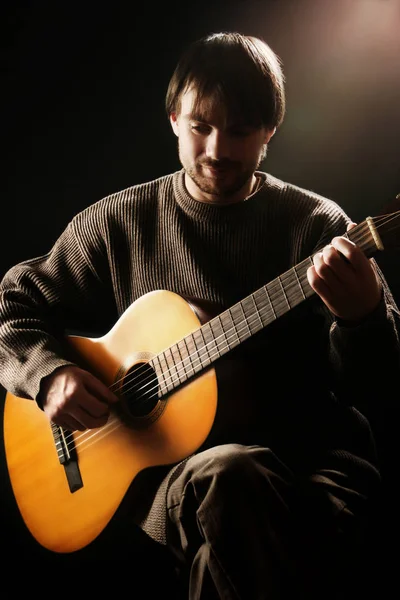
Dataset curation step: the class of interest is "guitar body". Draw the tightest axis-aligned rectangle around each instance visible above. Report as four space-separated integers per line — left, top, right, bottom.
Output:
3 290 218 553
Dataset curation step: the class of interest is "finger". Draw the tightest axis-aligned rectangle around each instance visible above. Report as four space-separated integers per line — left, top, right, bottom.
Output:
321 243 352 275
54 405 109 431
307 264 343 318
346 221 357 231
307 264 332 298
331 236 368 271
331 236 362 268
70 403 110 430
79 392 112 418
84 372 119 405
312 250 340 288
320 243 361 287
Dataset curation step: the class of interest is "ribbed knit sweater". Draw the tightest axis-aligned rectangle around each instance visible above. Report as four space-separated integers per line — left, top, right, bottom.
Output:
1 169 399 477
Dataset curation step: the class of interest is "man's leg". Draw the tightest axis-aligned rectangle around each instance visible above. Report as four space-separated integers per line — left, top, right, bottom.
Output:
165 443 370 600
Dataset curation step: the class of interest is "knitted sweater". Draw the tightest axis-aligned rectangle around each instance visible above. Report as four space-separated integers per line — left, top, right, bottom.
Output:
1 169 399 476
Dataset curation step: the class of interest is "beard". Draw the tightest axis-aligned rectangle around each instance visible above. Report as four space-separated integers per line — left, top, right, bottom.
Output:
179 144 267 200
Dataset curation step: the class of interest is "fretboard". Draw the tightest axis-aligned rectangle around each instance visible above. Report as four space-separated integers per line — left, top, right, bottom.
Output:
151 217 379 397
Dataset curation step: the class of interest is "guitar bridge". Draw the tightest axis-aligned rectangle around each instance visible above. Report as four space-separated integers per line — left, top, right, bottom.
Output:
52 423 83 493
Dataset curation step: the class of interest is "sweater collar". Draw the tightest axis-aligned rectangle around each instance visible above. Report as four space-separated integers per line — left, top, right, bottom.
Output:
172 169 269 222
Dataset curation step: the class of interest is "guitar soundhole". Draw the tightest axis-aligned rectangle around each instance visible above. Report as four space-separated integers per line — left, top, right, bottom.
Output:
118 361 161 421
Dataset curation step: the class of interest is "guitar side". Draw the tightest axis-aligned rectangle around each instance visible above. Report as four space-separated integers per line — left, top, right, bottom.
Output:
3 290 218 553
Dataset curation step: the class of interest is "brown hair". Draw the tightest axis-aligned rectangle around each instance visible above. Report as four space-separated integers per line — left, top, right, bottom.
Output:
165 32 286 129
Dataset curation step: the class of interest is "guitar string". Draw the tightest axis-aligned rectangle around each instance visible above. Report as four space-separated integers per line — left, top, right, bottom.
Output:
94 211 400 405
63 213 398 454
60 220 383 451
108 221 378 401
64 252 373 452
108 210 400 402
61 216 386 450
62 212 399 453
108 221 372 399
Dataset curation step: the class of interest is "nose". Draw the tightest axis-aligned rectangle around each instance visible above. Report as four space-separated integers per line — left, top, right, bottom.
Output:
205 130 230 161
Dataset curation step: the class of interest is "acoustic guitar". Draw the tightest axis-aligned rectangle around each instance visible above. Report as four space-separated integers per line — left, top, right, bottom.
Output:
3 209 400 553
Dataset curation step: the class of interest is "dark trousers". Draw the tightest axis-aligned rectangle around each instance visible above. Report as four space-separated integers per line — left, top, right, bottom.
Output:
162 443 374 600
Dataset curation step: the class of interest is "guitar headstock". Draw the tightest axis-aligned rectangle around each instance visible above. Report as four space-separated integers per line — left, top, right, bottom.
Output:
346 195 400 258
371 194 400 251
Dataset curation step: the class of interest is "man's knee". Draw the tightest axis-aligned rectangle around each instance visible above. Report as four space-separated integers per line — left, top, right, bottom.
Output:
187 443 289 489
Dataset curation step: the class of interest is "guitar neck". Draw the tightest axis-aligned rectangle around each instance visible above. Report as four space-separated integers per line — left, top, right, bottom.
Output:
151 216 384 397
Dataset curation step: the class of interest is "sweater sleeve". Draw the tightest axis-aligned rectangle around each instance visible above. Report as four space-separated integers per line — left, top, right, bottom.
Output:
328 262 400 412
0 216 117 401
301 196 400 412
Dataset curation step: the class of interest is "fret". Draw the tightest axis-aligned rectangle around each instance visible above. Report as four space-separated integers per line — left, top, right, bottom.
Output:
241 295 261 334
196 323 217 365
229 303 251 343
163 347 181 391
150 354 168 397
261 285 276 320
171 343 186 385
208 317 225 357
293 264 306 300
198 327 211 361
177 336 194 379
251 292 264 330
155 351 173 394
222 309 241 347
280 269 304 308
238 302 252 339
184 331 198 365
299 258 315 299
191 328 210 373
278 275 291 310
176 338 189 362
266 278 287 318
253 287 275 326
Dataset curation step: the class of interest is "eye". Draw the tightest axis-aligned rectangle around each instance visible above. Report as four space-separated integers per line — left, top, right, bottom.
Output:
190 123 211 135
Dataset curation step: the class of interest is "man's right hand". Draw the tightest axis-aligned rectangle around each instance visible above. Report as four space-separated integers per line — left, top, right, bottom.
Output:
39 365 119 431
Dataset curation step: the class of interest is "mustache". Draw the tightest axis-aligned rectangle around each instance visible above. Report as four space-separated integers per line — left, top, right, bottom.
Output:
200 159 237 169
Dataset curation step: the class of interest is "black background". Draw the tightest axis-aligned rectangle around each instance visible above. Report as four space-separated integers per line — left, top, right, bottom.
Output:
1 0 399 584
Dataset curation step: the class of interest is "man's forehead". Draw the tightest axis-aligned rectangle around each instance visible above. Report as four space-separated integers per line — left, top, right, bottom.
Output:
181 88 219 115
180 88 235 125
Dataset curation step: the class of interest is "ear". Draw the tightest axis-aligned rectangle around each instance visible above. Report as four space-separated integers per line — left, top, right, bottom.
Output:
264 127 276 144
170 112 179 136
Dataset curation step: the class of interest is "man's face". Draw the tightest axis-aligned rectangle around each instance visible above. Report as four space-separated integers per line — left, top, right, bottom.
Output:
170 88 275 204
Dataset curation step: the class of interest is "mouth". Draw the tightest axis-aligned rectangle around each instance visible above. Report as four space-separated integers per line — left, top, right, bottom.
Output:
202 164 231 178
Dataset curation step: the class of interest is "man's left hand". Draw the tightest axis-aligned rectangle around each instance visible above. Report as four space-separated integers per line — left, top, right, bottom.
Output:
307 222 382 322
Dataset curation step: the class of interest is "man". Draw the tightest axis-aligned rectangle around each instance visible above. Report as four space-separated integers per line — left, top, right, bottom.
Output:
1 32 399 598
